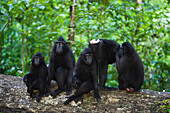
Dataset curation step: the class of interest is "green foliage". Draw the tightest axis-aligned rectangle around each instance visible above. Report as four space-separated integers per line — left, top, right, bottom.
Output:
153 99 170 112
0 0 169 92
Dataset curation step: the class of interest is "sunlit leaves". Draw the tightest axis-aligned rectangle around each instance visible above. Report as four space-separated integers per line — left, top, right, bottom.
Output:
0 0 169 91
2 3 9 12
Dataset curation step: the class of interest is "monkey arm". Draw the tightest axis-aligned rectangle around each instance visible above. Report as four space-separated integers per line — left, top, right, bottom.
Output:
91 65 101 101
115 52 122 73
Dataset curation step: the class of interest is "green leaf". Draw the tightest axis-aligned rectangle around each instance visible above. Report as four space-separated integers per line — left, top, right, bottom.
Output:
166 105 170 109
2 3 9 11
164 99 169 103
0 12 4 15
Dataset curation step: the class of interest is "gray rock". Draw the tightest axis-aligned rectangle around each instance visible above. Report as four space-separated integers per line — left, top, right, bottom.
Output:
0 74 169 112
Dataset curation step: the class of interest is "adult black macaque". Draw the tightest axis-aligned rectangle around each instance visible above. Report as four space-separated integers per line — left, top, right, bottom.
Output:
64 48 101 105
89 39 120 90
116 42 144 92
23 52 48 102
46 36 75 97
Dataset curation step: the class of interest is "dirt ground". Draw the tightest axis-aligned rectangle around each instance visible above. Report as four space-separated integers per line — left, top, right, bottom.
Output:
0 74 169 112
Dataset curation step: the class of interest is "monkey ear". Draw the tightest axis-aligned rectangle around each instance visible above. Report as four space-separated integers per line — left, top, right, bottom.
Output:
115 44 120 50
23 75 27 83
80 52 85 56
66 42 70 45
80 53 84 56
31 57 34 63
54 41 57 44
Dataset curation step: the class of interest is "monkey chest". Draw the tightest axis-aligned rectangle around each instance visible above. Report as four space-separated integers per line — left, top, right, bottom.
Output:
54 56 70 67
77 68 92 81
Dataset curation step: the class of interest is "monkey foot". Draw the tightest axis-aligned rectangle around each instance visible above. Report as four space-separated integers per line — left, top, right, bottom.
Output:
126 88 135 92
30 93 36 98
65 90 72 95
45 92 49 97
36 96 41 102
100 86 118 91
51 91 57 98
51 89 63 98
74 97 83 103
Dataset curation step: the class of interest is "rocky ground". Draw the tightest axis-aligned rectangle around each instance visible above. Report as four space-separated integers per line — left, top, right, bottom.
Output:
0 74 169 112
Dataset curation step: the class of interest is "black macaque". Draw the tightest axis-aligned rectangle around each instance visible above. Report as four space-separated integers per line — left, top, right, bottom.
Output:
23 52 48 102
64 48 101 105
46 36 75 98
116 42 144 92
89 39 120 90
23 73 35 97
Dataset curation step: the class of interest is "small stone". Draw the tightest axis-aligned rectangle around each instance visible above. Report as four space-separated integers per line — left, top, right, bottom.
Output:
108 98 119 103
117 108 124 110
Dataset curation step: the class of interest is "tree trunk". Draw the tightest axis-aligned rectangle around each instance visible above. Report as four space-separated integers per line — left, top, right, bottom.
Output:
0 20 9 73
103 11 106 39
87 2 90 42
70 0 76 44
21 21 25 73
0 33 2 74
68 5 72 41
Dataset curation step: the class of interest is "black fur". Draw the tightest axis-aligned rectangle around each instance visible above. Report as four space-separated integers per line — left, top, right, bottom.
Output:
64 48 101 105
89 39 120 90
46 36 75 97
23 52 48 102
116 42 144 91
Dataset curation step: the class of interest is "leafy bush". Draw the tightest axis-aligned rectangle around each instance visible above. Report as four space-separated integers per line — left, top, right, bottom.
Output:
0 0 169 92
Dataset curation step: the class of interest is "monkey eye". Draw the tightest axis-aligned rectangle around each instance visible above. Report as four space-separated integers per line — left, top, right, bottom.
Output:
56 42 63 45
115 45 119 49
86 56 90 58
35 57 40 60
86 54 93 58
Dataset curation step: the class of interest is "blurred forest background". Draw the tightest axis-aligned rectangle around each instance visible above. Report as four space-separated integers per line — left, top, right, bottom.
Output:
0 0 169 92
